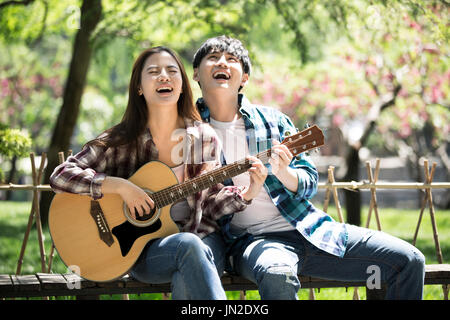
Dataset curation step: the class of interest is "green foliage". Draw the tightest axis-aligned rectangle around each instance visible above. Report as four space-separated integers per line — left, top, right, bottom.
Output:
0 123 32 158
0 0 80 44
0 124 32 182
270 0 353 64
0 41 67 153
244 0 449 159
0 0 447 169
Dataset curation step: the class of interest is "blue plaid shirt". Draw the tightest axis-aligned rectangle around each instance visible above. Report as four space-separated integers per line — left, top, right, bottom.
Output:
196 94 348 258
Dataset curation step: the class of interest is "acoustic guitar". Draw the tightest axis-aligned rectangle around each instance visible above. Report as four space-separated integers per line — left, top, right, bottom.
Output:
49 125 324 282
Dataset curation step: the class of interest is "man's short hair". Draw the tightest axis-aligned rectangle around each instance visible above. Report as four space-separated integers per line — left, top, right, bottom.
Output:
192 35 252 76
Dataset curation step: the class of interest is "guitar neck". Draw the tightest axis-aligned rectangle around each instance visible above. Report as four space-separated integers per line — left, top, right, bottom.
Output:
151 149 272 208
150 124 324 208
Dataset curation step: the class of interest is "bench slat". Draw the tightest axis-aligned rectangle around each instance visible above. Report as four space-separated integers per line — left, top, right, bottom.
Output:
11 274 41 292
37 273 69 290
0 275 14 293
425 264 450 278
1 264 448 299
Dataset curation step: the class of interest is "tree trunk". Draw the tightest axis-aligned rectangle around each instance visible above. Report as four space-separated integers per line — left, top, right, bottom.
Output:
6 156 17 200
343 146 361 226
342 85 401 226
40 0 102 225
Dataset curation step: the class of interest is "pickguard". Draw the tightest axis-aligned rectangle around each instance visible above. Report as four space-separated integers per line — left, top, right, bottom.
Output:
111 219 162 257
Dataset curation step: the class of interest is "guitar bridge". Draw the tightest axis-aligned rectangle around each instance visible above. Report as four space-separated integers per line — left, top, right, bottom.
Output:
90 200 114 247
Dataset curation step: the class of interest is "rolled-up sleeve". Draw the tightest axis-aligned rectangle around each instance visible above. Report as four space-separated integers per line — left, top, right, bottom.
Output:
285 153 319 200
49 145 108 200
278 114 319 201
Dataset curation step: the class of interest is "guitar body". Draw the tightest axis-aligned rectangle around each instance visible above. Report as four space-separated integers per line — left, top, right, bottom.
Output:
49 161 180 282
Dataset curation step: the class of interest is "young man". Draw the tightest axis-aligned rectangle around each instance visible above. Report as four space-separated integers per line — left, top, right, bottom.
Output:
192 35 426 300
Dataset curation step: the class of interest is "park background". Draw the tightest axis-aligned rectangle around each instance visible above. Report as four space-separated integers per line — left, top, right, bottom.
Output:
0 0 449 299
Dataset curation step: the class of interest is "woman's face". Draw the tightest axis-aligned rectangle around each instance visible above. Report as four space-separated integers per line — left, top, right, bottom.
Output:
140 51 183 108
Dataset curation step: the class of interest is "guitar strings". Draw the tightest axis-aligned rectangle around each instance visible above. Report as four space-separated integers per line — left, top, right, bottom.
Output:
151 134 313 208
125 129 320 223
151 131 319 208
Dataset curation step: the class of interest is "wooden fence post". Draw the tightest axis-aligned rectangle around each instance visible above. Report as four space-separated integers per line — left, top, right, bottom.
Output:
46 152 65 273
411 159 448 300
323 166 361 300
16 153 47 275
365 159 382 231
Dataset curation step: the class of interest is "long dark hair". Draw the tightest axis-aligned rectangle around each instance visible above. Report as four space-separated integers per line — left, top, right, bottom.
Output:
88 46 200 150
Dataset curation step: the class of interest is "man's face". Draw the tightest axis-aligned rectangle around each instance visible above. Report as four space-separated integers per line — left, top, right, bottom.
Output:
193 50 248 95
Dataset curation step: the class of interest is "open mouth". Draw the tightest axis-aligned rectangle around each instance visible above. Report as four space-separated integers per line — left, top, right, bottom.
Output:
156 86 173 93
213 71 230 80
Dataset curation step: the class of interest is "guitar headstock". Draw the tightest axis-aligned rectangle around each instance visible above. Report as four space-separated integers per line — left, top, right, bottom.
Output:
281 124 324 156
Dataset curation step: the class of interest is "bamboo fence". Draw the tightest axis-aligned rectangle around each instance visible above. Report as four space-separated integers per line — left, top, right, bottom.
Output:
0 152 449 300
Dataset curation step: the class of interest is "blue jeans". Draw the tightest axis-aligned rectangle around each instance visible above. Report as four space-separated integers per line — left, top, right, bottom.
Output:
129 232 227 300
233 224 425 300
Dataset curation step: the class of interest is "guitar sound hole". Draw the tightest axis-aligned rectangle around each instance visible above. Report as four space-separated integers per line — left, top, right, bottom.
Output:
134 206 157 222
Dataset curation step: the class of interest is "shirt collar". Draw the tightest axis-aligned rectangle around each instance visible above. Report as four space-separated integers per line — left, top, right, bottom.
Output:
196 93 253 121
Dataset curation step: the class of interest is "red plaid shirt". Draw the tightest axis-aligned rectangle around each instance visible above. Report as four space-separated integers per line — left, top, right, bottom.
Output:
50 118 249 238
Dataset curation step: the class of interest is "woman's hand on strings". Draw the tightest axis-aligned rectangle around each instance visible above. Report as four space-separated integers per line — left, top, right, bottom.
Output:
102 176 155 219
119 180 155 219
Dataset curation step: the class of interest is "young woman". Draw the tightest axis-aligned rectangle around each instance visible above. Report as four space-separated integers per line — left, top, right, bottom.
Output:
50 46 267 299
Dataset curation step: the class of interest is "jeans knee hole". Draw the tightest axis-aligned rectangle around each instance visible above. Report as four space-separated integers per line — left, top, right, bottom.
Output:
265 266 298 286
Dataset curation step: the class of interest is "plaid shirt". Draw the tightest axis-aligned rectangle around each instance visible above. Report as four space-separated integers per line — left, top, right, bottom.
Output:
196 94 348 257
50 118 249 238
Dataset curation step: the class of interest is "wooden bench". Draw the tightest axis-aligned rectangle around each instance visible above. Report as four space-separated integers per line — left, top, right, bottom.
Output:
1 264 449 300
2 156 448 300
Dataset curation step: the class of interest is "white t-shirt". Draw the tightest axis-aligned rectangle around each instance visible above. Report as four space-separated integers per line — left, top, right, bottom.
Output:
209 116 295 235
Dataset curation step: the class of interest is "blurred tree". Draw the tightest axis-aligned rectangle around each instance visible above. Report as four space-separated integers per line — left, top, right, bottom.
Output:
0 0 257 223
1 0 102 220
248 1 449 223
0 123 32 200
0 0 447 224
41 0 102 223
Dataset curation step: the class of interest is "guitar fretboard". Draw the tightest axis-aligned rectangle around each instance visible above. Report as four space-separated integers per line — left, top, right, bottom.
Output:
148 124 323 208
151 149 272 208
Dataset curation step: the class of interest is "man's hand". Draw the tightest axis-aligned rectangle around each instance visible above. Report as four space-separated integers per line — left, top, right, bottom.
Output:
269 139 298 193
242 156 268 201
269 139 294 176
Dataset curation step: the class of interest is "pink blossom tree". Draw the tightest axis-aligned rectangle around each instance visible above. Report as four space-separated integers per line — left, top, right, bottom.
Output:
249 2 449 223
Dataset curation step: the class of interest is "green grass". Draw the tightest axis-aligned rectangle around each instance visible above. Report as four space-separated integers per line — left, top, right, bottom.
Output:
0 201 448 300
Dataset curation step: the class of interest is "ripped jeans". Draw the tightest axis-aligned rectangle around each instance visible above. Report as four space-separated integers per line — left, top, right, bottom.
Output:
232 224 425 300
